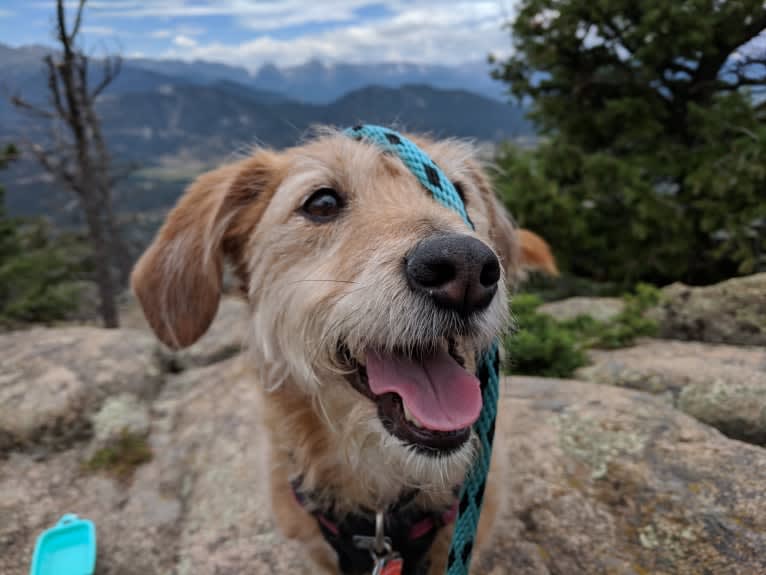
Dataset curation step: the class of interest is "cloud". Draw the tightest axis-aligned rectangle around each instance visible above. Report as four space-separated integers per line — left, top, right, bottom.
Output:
82 25 117 36
0 9 14 17
32 0 518 69
158 2 516 70
173 35 198 47
85 0 377 24
83 0 515 34
152 25 206 39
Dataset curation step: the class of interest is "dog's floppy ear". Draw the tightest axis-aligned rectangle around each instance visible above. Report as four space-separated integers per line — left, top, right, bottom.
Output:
131 152 281 349
517 229 559 277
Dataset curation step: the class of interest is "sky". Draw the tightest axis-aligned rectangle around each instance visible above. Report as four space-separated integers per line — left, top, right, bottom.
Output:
0 1 517 71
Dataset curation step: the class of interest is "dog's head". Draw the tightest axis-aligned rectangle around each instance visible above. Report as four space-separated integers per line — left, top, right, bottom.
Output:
133 130 531 491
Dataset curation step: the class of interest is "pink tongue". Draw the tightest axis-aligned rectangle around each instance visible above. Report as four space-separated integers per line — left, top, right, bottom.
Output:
365 349 482 432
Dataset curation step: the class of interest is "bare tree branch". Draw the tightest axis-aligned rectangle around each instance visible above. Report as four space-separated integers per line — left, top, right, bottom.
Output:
11 95 55 119
9 0 125 328
27 143 82 194
69 0 87 42
89 56 121 102
43 55 69 121
76 53 89 103
56 0 71 53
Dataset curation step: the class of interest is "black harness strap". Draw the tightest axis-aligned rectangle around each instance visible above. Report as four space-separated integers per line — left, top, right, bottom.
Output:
291 478 456 575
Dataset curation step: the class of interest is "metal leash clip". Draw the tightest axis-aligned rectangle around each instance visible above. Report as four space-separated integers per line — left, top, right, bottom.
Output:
352 512 403 575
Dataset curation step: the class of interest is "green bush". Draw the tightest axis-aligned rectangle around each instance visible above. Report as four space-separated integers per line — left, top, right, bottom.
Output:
494 142 695 286
520 272 622 302
588 284 661 349
0 218 90 326
505 293 588 378
505 285 661 377
0 146 91 326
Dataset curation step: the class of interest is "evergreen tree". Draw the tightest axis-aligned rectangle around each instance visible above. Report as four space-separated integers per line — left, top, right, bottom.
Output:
0 145 89 325
493 0 766 284
0 145 21 264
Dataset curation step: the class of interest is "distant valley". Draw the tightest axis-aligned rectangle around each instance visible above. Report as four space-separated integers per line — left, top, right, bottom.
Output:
0 43 533 220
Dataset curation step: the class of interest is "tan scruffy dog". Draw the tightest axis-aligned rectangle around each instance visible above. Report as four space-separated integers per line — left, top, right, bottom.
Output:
131 128 556 575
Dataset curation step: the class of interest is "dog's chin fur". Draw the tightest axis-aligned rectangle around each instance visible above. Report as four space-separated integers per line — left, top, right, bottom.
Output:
265 366 479 509
246 271 507 510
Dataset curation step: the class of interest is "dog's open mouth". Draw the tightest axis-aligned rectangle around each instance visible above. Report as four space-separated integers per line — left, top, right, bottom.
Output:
343 342 481 455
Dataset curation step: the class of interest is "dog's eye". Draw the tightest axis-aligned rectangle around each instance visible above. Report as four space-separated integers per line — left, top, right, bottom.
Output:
301 188 344 222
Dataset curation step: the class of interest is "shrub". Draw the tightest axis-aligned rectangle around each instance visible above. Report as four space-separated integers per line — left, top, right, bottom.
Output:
505 293 588 378
0 219 90 326
521 272 622 302
505 285 661 377
84 431 152 483
588 284 661 349
0 146 91 327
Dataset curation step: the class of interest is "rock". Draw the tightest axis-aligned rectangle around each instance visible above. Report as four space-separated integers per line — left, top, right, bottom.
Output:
538 297 625 323
120 290 247 365
160 297 249 370
0 356 309 575
5 350 766 573
479 376 766 575
0 438 182 575
90 393 151 448
116 290 152 331
576 339 766 444
62 280 101 323
0 327 162 452
118 295 249 370
677 381 766 446
649 273 766 346
157 358 311 575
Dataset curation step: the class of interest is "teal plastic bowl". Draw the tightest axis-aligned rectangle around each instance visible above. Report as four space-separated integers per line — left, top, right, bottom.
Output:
30 514 96 575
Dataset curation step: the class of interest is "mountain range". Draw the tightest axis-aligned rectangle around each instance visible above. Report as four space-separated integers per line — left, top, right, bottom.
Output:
107 55 507 104
0 43 531 219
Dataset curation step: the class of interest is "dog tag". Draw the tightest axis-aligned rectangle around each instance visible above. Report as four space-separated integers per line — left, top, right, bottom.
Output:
373 554 403 575
354 511 403 575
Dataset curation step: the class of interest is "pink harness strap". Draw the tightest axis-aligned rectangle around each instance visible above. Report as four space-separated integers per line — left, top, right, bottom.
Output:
291 482 458 542
408 500 459 540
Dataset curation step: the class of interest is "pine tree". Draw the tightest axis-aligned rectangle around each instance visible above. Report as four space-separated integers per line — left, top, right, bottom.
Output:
0 145 88 325
493 0 766 284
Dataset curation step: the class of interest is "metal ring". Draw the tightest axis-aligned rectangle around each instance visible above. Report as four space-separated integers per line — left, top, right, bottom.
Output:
374 512 386 555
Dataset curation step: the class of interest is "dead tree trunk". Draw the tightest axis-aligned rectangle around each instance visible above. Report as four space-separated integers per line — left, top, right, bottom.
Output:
12 0 124 327
82 192 119 326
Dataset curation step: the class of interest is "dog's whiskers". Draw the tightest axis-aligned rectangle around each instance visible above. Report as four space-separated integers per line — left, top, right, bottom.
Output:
308 286 373 369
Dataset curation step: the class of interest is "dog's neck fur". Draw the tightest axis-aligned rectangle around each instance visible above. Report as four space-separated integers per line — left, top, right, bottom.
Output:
261 373 465 517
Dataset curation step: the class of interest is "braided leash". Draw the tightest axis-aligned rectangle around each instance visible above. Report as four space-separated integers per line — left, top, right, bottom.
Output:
345 125 500 575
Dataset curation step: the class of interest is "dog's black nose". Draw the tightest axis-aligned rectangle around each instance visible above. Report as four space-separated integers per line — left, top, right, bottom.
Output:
406 233 500 316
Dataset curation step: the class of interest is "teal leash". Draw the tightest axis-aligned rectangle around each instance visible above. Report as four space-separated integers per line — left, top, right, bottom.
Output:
345 125 501 575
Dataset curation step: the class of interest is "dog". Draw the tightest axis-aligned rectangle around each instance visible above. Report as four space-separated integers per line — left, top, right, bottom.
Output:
131 128 556 574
